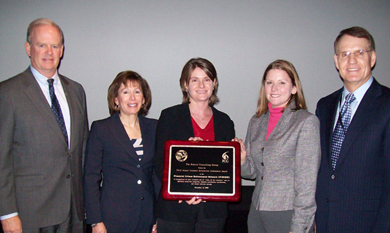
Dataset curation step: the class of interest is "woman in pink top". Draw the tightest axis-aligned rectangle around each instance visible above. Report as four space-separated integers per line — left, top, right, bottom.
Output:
235 59 321 233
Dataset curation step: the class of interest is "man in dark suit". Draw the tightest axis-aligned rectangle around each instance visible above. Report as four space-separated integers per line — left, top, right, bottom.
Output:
315 26 390 232
0 18 88 232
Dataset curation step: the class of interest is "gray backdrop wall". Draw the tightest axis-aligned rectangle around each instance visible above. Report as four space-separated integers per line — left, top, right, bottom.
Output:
1 1 389 185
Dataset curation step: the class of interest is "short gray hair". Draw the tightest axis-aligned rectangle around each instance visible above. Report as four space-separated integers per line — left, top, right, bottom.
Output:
26 18 64 45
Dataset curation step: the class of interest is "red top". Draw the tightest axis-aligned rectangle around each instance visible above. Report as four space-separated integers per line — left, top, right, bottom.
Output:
191 116 215 141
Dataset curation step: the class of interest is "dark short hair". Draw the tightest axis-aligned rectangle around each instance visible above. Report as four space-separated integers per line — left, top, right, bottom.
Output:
334 26 375 53
256 59 307 117
107 70 151 116
179 57 219 105
27 18 64 45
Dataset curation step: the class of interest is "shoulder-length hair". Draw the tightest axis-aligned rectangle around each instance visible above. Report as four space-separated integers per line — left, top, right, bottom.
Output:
256 59 307 117
107 70 152 116
179 57 219 105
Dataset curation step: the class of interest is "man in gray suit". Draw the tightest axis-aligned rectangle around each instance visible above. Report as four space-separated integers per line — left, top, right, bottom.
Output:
0 18 88 232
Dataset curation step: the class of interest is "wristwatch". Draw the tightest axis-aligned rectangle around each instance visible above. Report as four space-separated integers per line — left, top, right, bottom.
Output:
91 223 100 228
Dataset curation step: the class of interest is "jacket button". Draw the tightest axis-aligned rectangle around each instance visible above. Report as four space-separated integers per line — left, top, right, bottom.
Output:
137 180 142 185
261 176 263 180
261 147 264 152
261 162 264 166
66 175 71 179
141 197 144 200
331 174 335 179
137 164 141 168
326 198 329 202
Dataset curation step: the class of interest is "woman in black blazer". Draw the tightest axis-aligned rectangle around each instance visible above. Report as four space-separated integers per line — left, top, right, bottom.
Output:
84 71 160 233
153 58 235 233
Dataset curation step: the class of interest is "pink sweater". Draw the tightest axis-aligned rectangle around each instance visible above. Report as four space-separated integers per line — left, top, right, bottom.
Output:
266 102 283 140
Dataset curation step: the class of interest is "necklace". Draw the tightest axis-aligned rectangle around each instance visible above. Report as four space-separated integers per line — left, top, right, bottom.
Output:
119 114 139 128
191 111 212 122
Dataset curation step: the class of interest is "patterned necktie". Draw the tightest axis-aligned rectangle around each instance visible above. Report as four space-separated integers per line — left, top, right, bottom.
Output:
48 79 68 145
330 93 356 169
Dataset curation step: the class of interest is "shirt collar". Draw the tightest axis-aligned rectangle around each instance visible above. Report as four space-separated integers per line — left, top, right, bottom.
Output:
30 65 60 86
342 76 373 104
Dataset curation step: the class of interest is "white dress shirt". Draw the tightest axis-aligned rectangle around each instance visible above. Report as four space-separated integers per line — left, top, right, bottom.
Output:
333 77 373 129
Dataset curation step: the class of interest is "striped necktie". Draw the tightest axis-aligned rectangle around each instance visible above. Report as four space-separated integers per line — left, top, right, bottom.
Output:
48 79 68 145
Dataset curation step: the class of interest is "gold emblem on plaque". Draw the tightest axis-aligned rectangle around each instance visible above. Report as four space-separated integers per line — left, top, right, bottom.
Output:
175 150 188 162
222 151 229 163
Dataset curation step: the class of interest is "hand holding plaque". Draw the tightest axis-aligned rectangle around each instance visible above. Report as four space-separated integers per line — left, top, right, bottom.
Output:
162 140 241 202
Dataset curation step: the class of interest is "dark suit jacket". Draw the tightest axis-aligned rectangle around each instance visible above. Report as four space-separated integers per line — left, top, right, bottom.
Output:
84 113 160 232
0 68 88 228
315 79 390 233
153 103 235 222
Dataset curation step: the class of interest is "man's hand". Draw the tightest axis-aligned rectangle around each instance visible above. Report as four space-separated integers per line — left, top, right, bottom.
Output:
1 215 22 233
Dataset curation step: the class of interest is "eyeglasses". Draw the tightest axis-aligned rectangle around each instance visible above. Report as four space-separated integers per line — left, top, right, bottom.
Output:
337 49 372 60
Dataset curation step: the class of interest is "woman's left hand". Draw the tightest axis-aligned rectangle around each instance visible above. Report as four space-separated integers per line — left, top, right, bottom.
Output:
151 223 157 232
178 196 203 205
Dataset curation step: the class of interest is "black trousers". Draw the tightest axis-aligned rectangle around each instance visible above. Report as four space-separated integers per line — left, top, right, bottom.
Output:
157 204 225 233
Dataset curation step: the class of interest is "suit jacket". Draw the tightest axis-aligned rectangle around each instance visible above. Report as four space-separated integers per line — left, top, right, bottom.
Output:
153 103 235 222
0 68 88 228
315 78 390 233
241 101 320 233
84 113 159 233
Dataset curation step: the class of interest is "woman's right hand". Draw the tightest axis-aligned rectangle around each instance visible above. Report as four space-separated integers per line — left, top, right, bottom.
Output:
92 222 107 233
232 138 247 165
188 137 203 141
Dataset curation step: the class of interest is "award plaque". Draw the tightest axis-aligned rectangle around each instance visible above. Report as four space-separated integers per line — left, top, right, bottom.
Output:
162 140 241 202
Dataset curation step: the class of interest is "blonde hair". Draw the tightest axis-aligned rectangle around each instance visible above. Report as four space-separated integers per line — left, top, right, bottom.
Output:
256 59 306 117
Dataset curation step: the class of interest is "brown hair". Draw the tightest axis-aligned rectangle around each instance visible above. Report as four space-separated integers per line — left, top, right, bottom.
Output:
179 57 219 105
27 18 64 45
334 26 375 54
256 59 307 117
107 70 151 116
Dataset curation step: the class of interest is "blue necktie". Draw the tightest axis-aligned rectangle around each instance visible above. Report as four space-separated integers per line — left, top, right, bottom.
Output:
48 79 68 145
330 93 355 170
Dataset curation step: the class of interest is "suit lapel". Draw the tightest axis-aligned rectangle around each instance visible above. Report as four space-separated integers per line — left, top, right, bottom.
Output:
336 80 382 168
181 104 195 139
326 90 342 169
60 75 81 150
253 114 268 154
139 116 152 161
211 107 223 140
107 113 140 162
22 69 68 148
258 114 269 142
